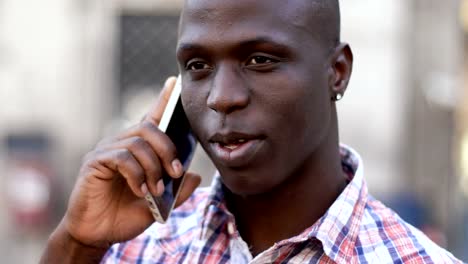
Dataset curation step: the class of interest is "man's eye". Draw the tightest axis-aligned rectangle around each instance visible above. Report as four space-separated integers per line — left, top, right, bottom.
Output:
247 56 275 65
186 61 211 71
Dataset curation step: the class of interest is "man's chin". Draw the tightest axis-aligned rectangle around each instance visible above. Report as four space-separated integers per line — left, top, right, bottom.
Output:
220 174 277 198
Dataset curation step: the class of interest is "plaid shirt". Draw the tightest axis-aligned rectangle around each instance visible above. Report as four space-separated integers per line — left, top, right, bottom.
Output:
102 146 462 263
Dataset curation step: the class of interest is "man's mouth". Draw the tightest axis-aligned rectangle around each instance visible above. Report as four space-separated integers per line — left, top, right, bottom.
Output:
209 132 259 146
208 132 265 167
219 139 248 150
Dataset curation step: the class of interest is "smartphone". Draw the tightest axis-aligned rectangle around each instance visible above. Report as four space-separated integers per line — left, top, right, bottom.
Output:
144 76 197 223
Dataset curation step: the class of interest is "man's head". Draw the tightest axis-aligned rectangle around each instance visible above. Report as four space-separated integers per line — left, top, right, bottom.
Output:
177 0 353 196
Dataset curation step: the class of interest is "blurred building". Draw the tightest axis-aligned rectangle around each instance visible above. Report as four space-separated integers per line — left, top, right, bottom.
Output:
0 0 466 262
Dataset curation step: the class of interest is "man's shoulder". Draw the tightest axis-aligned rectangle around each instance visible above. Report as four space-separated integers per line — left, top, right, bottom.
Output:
357 196 462 263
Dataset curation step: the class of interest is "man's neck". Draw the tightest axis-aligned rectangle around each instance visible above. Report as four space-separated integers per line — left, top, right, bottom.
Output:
225 134 348 256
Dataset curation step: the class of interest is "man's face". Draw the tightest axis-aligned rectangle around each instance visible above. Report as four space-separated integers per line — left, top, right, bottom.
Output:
177 0 334 195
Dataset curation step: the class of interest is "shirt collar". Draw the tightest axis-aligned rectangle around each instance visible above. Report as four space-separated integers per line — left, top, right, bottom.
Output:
312 145 367 263
202 145 367 262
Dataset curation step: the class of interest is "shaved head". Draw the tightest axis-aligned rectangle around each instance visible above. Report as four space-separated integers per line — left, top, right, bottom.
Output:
308 0 341 50
180 0 341 52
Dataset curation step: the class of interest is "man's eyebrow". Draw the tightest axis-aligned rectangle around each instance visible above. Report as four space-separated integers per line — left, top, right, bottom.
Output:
177 37 291 55
177 43 203 51
236 37 291 50
176 43 211 61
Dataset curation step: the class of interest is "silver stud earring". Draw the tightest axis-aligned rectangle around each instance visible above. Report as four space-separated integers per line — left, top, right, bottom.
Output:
333 93 343 101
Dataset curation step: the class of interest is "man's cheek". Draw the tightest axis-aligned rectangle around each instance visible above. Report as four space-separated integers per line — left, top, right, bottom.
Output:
181 99 203 135
187 109 208 140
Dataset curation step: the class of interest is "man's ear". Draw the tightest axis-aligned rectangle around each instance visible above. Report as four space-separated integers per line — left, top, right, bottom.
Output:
328 43 353 100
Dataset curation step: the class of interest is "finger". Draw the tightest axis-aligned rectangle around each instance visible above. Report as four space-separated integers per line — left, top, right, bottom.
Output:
145 76 177 125
98 136 163 196
113 121 183 179
93 149 147 198
175 172 202 208
130 199 156 227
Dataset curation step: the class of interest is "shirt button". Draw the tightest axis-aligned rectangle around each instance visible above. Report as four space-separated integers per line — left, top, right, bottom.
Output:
227 222 235 236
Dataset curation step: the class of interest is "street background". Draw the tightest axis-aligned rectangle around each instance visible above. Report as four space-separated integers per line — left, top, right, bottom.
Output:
0 0 468 262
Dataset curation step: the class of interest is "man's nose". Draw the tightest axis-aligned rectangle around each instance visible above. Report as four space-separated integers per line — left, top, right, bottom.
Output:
207 65 250 114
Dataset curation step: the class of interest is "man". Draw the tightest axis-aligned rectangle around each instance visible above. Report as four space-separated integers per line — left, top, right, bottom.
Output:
41 0 463 263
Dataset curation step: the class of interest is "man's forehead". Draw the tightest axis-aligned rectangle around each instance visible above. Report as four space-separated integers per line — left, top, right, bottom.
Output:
180 0 338 41
182 0 319 24
179 0 303 49
184 0 278 12
178 0 339 54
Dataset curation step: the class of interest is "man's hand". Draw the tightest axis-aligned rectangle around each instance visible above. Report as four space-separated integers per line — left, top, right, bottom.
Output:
40 77 201 263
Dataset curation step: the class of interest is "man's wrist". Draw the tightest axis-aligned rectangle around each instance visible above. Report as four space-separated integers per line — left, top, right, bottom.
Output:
40 222 109 264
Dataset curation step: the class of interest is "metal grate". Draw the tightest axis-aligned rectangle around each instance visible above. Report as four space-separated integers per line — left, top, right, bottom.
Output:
119 14 180 102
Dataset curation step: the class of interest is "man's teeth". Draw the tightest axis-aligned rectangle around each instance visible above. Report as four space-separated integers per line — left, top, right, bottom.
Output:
225 145 237 150
223 139 247 150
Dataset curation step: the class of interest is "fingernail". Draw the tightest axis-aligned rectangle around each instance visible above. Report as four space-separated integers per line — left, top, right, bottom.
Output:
172 159 183 178
141 183 149 196
164 76 176 88
156 179 165 196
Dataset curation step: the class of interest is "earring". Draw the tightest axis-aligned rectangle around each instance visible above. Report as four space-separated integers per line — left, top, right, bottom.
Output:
333 93 343 101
